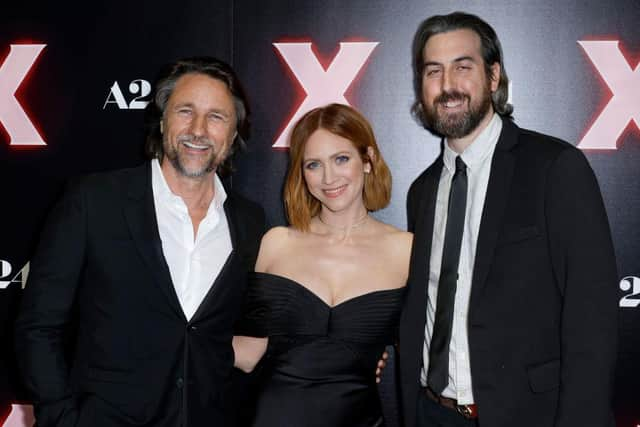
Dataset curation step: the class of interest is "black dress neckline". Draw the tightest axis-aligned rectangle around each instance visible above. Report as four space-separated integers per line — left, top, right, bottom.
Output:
251 271 405 310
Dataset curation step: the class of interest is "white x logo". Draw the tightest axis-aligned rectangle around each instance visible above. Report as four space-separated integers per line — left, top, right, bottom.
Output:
0 44 47 146
272 41 378 148
578 40 640 150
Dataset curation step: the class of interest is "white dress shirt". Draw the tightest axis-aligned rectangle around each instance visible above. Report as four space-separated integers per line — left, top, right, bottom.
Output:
421 113 502 404
151 159 233 321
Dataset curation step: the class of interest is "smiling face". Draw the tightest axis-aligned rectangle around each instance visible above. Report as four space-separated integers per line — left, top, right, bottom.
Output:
421 28 499 140
302 128 371 216
161 73 237 179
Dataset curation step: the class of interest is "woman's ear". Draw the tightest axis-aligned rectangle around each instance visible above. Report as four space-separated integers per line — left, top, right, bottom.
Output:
365 146 376 173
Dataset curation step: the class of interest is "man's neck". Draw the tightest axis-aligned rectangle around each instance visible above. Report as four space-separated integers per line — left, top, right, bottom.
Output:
447 109 495 154
160 160 216 212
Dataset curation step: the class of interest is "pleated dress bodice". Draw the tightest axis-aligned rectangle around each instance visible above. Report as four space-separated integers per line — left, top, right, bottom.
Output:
237 272 404 427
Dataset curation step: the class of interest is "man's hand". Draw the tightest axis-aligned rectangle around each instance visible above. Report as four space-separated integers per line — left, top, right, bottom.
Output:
375 350 389 383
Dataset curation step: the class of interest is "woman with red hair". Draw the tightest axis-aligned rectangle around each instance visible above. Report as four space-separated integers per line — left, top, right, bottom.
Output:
233 104 411 426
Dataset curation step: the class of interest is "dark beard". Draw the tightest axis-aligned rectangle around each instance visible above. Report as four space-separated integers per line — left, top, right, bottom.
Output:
424 88 492 139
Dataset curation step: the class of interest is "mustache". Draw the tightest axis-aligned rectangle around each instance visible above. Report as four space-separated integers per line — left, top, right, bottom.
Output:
177 134 214 147
434 91 469 105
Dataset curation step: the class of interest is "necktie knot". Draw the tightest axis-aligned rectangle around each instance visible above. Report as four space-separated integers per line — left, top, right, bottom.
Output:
455 156 466 174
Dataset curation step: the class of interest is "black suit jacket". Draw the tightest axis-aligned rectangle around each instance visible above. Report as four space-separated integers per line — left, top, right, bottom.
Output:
15 163 265 427
399 119 617 427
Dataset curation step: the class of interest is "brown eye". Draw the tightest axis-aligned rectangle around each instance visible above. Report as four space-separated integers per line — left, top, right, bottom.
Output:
423 67 441 77
208 113 225 122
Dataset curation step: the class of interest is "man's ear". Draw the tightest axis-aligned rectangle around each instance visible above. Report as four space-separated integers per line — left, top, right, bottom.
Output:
489 62 501 93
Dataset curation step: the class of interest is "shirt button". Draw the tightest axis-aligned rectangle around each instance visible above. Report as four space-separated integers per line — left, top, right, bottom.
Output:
189 325 197 331
176 378 184 388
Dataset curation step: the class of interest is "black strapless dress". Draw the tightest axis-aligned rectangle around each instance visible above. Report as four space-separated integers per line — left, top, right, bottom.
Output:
237 272 404 427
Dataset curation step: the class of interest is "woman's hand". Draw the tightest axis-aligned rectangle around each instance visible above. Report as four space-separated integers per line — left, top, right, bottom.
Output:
375 350 389 383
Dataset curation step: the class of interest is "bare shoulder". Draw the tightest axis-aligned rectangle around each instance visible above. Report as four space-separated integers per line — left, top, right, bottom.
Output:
255 226 299 271
389 229 413 261
261 226 293 245
374 221 413 252
369 220 412 284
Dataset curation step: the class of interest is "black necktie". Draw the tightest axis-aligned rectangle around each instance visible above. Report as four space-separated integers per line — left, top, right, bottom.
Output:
427 155 468 394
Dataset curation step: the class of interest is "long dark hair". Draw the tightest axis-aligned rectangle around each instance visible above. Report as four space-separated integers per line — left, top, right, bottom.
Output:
144 57 250 176
411 12 513 127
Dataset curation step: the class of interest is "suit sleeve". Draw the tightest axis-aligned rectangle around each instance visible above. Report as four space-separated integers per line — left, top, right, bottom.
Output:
545 148 617 427
14 181 89 427
406 178 420 233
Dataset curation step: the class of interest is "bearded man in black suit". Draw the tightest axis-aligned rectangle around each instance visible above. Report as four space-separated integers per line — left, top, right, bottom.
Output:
15 57 265 427
398 12 618 427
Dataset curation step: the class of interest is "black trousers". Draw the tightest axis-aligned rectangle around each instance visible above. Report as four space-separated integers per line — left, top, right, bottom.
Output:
416 390 478 427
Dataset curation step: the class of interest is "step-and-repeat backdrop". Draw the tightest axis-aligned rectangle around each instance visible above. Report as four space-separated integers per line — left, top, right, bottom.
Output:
2 0 638 425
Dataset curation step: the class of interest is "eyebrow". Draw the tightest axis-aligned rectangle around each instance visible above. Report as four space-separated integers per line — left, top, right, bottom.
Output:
173 103 232 117
453 56 476 63
423 55 477 67
303 151 352 162
173 102 195 109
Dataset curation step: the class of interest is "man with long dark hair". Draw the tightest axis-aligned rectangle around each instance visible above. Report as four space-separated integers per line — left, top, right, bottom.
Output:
15 57 264 427
399 11 617 427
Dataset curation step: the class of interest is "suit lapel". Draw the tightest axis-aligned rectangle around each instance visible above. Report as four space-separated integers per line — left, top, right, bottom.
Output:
411 158 443 288
406 157 443 357
469 120 518 308
223 192 241 249
123 163 185 319
190 192 240 322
